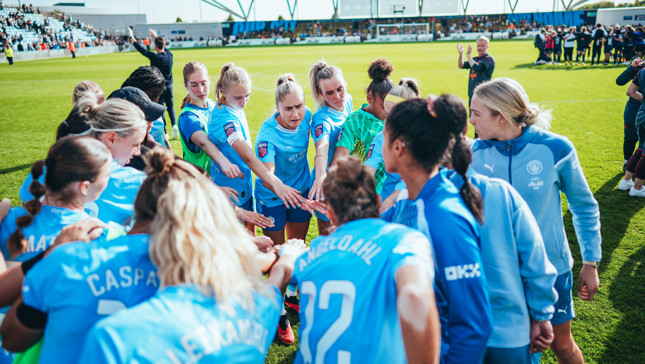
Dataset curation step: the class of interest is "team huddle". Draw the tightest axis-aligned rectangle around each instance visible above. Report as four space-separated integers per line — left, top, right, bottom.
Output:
0 43 602 364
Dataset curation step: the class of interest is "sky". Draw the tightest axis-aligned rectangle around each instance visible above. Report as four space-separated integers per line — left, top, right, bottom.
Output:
5 0 637 24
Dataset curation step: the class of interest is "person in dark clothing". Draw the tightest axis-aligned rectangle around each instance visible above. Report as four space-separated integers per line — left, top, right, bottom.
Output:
554 27 564 64
575 26 590 65
533 29 547 64
127 27 178 139
457 36 495 138
616 58 644 171
591 24 607 66
624 25 635 62
457 36 495 106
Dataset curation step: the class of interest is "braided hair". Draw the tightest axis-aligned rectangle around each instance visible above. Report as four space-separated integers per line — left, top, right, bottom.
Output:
7 136 111 258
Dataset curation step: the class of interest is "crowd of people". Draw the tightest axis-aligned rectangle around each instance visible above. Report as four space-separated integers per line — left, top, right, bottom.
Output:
0 3 115 57
0 30 606 363
533 22 645 66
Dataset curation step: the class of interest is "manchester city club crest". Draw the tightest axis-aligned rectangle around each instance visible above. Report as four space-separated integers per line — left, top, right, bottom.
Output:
527 160 543 175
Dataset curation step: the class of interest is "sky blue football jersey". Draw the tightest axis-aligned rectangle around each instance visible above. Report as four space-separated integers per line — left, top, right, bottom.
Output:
78 284 282 364
364 132 405 200
293 218 434 364
208 104 254 206
21 234 158 364
0 205 91 262
381 170 492 364
255 108 312 207
85 161 145 227
149 117 166 146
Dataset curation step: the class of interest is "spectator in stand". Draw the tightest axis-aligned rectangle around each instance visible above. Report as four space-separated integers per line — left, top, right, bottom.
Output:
127 27 177 139
590 24 607 66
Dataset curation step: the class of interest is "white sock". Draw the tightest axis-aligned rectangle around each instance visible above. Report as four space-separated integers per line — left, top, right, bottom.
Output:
286 285 297 297
281 307 287 316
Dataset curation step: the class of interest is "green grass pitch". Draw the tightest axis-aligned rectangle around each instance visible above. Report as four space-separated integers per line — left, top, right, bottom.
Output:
0 40 644 363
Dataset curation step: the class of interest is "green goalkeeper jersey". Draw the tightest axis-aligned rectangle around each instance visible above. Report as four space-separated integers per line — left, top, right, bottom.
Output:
335 104 384 162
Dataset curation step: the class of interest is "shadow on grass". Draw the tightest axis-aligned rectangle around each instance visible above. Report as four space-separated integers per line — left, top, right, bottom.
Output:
565 172 645 278
511 63 626 71
0 163 32 175
598 244 645 363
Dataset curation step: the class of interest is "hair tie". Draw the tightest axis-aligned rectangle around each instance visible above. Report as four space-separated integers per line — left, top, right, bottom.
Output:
384 94 406 104
426 94 438 118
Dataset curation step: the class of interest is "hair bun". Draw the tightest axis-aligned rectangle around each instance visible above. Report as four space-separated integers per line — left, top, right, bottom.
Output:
433 94 468 136
368 59 393 83
144 147 176 176
77 92 100 121
332 157 364 187
277 73 296 87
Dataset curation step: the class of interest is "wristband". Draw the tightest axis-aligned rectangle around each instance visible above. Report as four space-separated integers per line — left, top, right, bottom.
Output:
582 260 599 268
21 251 46 275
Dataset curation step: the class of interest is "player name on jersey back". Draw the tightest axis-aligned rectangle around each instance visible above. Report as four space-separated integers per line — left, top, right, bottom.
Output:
298 234 382 272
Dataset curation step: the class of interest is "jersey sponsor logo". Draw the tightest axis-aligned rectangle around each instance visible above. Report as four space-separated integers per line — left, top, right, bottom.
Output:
314 124 324 139
528 177 544 190
527 160 543 175
337 128 343 142
470 70 477 80
366 143 374 159
484 163 495 174
445 263 481 281
224 122 237 137
258 142 268 158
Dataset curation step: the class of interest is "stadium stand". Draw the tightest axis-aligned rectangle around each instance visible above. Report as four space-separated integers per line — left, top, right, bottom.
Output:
0 3 106 52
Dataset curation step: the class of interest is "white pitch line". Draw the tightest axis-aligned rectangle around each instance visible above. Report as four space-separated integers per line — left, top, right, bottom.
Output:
539 98 624 104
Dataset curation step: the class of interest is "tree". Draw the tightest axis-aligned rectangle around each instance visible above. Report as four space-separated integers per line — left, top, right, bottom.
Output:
576 1 614 10
226 13 234 22
278 15 284 20
176 17 183 22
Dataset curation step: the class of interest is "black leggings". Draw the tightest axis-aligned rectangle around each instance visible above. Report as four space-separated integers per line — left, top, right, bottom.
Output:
591 45 603 64
624 102 639 161
624 45 634 61
564 47 574 62
159 85 176 127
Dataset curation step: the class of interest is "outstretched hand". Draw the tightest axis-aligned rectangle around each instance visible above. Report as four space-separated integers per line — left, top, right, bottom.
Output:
466 43 473 56
457 42 464 54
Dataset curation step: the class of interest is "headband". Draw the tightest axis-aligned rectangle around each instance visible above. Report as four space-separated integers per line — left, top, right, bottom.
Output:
91 122 145 133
